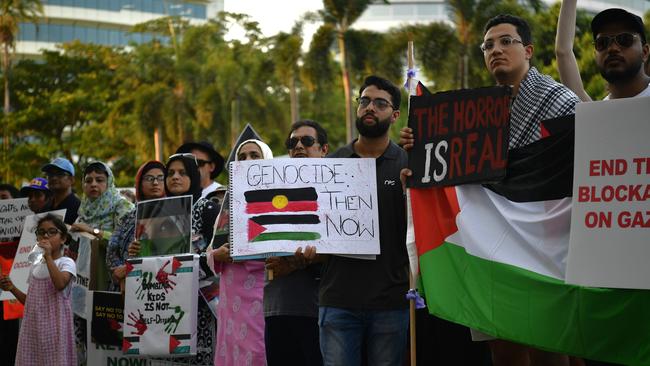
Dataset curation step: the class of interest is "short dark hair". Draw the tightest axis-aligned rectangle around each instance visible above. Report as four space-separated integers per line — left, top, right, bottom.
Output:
484 14 533 46
0 184 20 198
288 120 328 146
36 213 69 242
358 75 401 111
84 162 109 178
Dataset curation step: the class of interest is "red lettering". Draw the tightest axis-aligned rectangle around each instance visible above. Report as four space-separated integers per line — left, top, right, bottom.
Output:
494 129 506 169
427 107 436 139
465 132 479 175
578 186 590 202
414 108 428 141
476 97 486 128
632 157 650 174
485 96 494 127
589 160 600 176
465 100 476 130
477 133 495 173
585 211 611 228
449 137 463 179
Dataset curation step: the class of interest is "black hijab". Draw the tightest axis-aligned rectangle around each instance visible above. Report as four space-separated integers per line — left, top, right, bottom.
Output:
164 155 202 202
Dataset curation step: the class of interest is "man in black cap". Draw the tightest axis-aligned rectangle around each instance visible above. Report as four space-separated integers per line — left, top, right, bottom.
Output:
175 141 225 199
591 8 650 99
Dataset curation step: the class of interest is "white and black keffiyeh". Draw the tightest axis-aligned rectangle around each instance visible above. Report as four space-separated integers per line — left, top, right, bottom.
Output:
509 67 580 149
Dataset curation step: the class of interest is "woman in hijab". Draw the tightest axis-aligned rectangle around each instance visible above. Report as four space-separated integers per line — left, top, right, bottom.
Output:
209 139 273 366
71 161 134 240
106 161 166 292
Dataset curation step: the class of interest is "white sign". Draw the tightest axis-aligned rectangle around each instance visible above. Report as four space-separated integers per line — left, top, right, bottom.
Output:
124 255 199 357
70 232 93 317
0 198 32 239
0 210 65 301
567 97 650 289
229 158 380 259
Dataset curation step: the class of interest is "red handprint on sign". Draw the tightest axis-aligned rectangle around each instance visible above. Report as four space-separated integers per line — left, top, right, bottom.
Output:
127 309 148 335
156 260 177 293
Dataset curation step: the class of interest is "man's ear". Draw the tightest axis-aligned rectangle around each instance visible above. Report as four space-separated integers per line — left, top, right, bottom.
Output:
525 44 534 61
321 144 329 157
642 43 649 63
391 109 401 123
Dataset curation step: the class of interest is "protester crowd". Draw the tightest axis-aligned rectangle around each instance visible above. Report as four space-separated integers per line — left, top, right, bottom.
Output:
1 5 649 366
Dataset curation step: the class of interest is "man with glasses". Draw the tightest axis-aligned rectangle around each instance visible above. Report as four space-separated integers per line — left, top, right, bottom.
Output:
592 9 650 99
41 157 80 224
175 141 225 199
263 120 328 366
319 75 409 366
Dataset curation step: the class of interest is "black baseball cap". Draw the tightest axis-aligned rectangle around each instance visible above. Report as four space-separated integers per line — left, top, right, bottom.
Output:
591 8 647 44
175 141 224 180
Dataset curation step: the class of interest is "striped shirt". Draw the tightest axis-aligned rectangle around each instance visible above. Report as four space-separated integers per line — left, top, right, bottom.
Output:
509 67 580 149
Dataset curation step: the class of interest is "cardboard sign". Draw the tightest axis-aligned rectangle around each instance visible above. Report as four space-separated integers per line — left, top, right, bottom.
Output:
136 196 192 257
408 86 511 187
229 158 380 259
0 210 65 301
124 255 199 356
567 97 650 289
0 198 33 239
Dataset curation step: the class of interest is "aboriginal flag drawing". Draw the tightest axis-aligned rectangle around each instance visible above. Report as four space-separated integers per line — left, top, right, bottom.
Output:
245 187 321 242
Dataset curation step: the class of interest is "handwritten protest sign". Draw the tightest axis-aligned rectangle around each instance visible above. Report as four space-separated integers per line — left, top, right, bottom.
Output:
136 196 192 257
567 97 650 289
124 254 199 356
0 210 65 301
229 158 380 259
0 198 32 239
407 86 511 187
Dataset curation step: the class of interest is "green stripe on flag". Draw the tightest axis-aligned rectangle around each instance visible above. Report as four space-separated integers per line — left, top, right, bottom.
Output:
420 242 650 365
251 232 320 242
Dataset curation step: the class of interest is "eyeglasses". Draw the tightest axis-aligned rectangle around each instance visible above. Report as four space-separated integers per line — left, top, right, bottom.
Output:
142 175 165 184
35 228 61 238
594 32 639 52
168 153 198 166
285 136 317 150
356 97 395 111
480 36 524 52
196 159 212 167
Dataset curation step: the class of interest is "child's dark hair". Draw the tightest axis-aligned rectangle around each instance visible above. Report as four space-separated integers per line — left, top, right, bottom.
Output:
36 214 69 242
84 162 109 178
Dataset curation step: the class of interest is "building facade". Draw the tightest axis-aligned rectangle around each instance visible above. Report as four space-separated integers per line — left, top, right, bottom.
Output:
16 0 224 57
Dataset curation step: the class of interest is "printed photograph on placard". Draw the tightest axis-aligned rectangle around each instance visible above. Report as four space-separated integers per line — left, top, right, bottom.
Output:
135 196 192 257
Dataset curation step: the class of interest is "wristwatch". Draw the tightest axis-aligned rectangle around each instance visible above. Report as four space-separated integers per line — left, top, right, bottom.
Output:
93 228 101 236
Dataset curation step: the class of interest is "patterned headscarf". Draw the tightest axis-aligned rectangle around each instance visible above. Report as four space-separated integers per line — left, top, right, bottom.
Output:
235 139 274 160
78 161 134 231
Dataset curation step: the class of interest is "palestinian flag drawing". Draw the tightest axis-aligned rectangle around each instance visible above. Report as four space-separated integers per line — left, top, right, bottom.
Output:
408 116 650 365
245 187 321 242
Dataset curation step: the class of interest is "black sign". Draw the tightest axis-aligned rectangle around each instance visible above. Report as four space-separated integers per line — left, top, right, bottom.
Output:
407 86 511 187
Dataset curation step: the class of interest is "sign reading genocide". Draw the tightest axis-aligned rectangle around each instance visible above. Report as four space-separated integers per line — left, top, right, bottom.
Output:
407 86 511 187
229 158 380 259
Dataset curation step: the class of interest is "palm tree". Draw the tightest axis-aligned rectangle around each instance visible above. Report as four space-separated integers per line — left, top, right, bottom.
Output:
321 0 386 143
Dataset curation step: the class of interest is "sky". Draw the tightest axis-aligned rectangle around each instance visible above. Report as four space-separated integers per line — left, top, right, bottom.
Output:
223 0 324 48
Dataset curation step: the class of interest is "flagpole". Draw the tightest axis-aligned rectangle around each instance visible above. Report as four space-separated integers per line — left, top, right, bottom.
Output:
407 40 417 366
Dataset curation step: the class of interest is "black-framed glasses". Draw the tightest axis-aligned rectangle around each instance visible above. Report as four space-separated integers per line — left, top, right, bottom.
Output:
594 32 639 51
480 36 524 52
356 96 395 111
196 159 212 167
35 228 61 238
286 136 317 150
142 175 165 184
168 153 198 166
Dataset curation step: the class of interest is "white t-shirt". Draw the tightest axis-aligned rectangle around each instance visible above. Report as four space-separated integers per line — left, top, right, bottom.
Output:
29 256 76 281
603 82 650 99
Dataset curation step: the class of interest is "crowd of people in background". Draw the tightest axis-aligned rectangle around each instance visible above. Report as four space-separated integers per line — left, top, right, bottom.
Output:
0 4 648 366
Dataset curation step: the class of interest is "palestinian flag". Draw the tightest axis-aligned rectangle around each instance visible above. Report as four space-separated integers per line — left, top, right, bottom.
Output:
408 117 650 365
246 187 321 242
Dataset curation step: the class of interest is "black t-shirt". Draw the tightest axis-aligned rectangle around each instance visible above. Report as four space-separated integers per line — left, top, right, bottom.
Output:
319 140 409 310
43 193 81 225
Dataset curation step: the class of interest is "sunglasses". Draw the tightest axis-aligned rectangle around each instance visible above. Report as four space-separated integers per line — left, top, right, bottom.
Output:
285 136 317 150
356 97 395 111
35 228 61 238
594 32 639 52
168 153 198 166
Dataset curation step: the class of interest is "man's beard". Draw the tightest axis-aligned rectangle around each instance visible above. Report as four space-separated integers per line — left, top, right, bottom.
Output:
600 56 644 84
355 114 391 138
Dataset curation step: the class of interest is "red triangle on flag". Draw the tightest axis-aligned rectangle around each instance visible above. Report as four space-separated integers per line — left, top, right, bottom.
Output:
123 338 132 352
172 257 182 273
248 219 267 241
125 261 134 274
169 335 181 353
